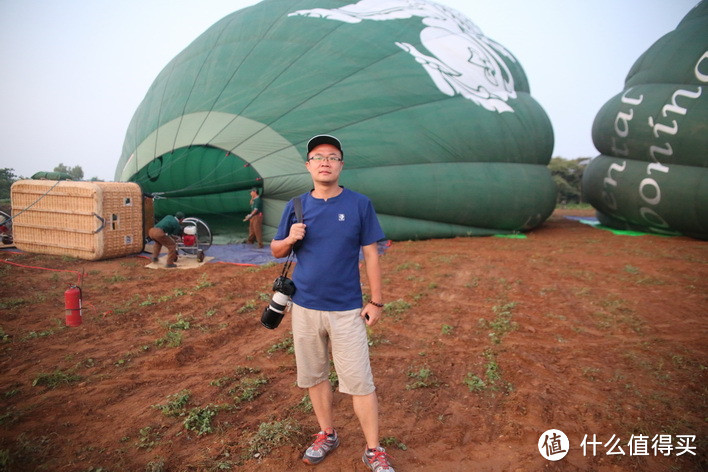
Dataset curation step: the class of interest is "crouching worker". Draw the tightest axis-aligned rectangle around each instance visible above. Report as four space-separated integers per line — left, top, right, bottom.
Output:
148 211 185 268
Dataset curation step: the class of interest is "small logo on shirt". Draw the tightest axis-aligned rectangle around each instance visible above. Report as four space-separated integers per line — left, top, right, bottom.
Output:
338 213 346 222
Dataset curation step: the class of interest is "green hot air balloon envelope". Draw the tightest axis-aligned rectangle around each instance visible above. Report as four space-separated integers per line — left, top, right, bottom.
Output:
583 1 708 239
117 0 557 241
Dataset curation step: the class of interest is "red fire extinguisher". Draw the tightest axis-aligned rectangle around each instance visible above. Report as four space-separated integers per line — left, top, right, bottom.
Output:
65 285 82 327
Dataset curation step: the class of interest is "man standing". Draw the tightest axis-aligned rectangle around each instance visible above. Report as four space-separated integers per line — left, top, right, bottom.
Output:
243 188 264 248
271 135 394 471
148 211 184 268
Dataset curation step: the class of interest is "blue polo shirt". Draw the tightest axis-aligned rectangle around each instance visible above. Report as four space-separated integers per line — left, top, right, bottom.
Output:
274 188 385 311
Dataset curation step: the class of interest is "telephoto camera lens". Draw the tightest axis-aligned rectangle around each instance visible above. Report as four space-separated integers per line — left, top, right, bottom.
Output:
260 276 296 329
261 292 290 329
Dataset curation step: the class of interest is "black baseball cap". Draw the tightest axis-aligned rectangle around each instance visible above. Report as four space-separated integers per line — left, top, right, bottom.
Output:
307 134 343 156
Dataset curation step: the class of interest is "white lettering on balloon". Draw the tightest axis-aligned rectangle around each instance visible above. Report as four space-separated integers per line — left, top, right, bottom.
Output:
288 0 518 113
639 75 702 230
606 51 704 234
694 51 708 83
601 160 626 210
604 89 642 211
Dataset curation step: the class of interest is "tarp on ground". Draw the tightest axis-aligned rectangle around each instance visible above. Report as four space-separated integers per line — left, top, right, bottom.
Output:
145 240 392 266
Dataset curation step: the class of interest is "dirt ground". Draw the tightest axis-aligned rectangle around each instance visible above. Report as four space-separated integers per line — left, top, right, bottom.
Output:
0 208 706 472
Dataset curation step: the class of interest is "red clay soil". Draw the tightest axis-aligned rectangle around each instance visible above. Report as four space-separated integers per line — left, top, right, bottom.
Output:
0 209 706 472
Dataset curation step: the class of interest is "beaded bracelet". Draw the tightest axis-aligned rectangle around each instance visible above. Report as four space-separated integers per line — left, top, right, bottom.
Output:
368 300 384 308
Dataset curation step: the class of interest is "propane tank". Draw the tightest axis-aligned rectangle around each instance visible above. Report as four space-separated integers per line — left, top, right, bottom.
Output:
65 285 82 327
182 225 197 247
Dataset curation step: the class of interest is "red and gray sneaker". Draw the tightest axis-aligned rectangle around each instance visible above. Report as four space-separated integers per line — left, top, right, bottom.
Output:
362 446 395 472
302 428 339 465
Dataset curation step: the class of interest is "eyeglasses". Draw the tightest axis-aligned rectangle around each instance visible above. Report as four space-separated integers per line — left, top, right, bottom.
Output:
307 154 343 163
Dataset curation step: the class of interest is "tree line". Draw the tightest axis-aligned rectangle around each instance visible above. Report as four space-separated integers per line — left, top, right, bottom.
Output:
2 159 588 204
548 157 589 205
0 164 100 200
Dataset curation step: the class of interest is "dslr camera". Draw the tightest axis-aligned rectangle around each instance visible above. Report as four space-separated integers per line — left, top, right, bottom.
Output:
260 276 296 329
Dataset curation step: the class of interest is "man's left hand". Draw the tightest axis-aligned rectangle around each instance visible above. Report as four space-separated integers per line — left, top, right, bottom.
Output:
361 303 382 326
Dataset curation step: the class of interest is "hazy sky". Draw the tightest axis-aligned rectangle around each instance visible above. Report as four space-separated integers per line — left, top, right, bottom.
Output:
0 0 699 181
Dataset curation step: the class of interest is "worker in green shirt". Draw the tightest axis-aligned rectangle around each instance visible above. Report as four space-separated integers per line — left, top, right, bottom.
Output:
148 211 185 268
243 188 264 248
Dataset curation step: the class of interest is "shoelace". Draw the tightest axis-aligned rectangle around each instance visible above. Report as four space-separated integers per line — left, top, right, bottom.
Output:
311 432 334 450
368 449 394 467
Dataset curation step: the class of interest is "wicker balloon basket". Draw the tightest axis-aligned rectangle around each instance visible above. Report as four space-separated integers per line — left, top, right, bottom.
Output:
10 180 145 261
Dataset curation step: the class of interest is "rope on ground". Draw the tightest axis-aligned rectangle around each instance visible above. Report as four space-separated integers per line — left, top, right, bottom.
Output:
0 258 83 285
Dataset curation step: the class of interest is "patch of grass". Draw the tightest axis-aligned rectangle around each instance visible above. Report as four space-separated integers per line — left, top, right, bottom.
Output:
268 335 294 355
32 368 82 389
582 367 601 381
381 436 408 450
3 386 20 399
394 262 422 272
183 405 219 436
105 273 127 283
441 324 454 335
140 295 156 307
0 407 21 427
136 426 161 450
366 327 390 347
599 296 644 333
465 276 480 288
154 330 182 348
155 314 192 348
214 368 269 403
204 308 217 318
328 369 339 388
114 345 150 367
633 276 666 286
481 302 518 344
145 457 166 472
384 299 411 318
238 300 258 313
141 287 190 306
194 273 214 290
246 418 302 459
483 349 502 383
21 329 55 341
0 298 27 309
153 390 191 417
230 376 268 404
11 434 52 466
167 314 191 331
0 326 10 343
405 366 439 390
431 255 456 264
297 394 313 413
464 349 512 394
463 373 486 392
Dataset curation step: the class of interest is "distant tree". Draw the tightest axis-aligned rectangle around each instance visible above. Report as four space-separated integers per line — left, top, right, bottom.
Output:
548 157 588 205
54 163 70 174
54 163 84 180
0 168 19 200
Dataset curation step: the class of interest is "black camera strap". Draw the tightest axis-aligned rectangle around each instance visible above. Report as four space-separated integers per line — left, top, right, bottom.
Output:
281 196 303 277
293 196 303 225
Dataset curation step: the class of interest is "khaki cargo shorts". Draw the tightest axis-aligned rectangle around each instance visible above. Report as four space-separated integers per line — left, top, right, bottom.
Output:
291 303 375 396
